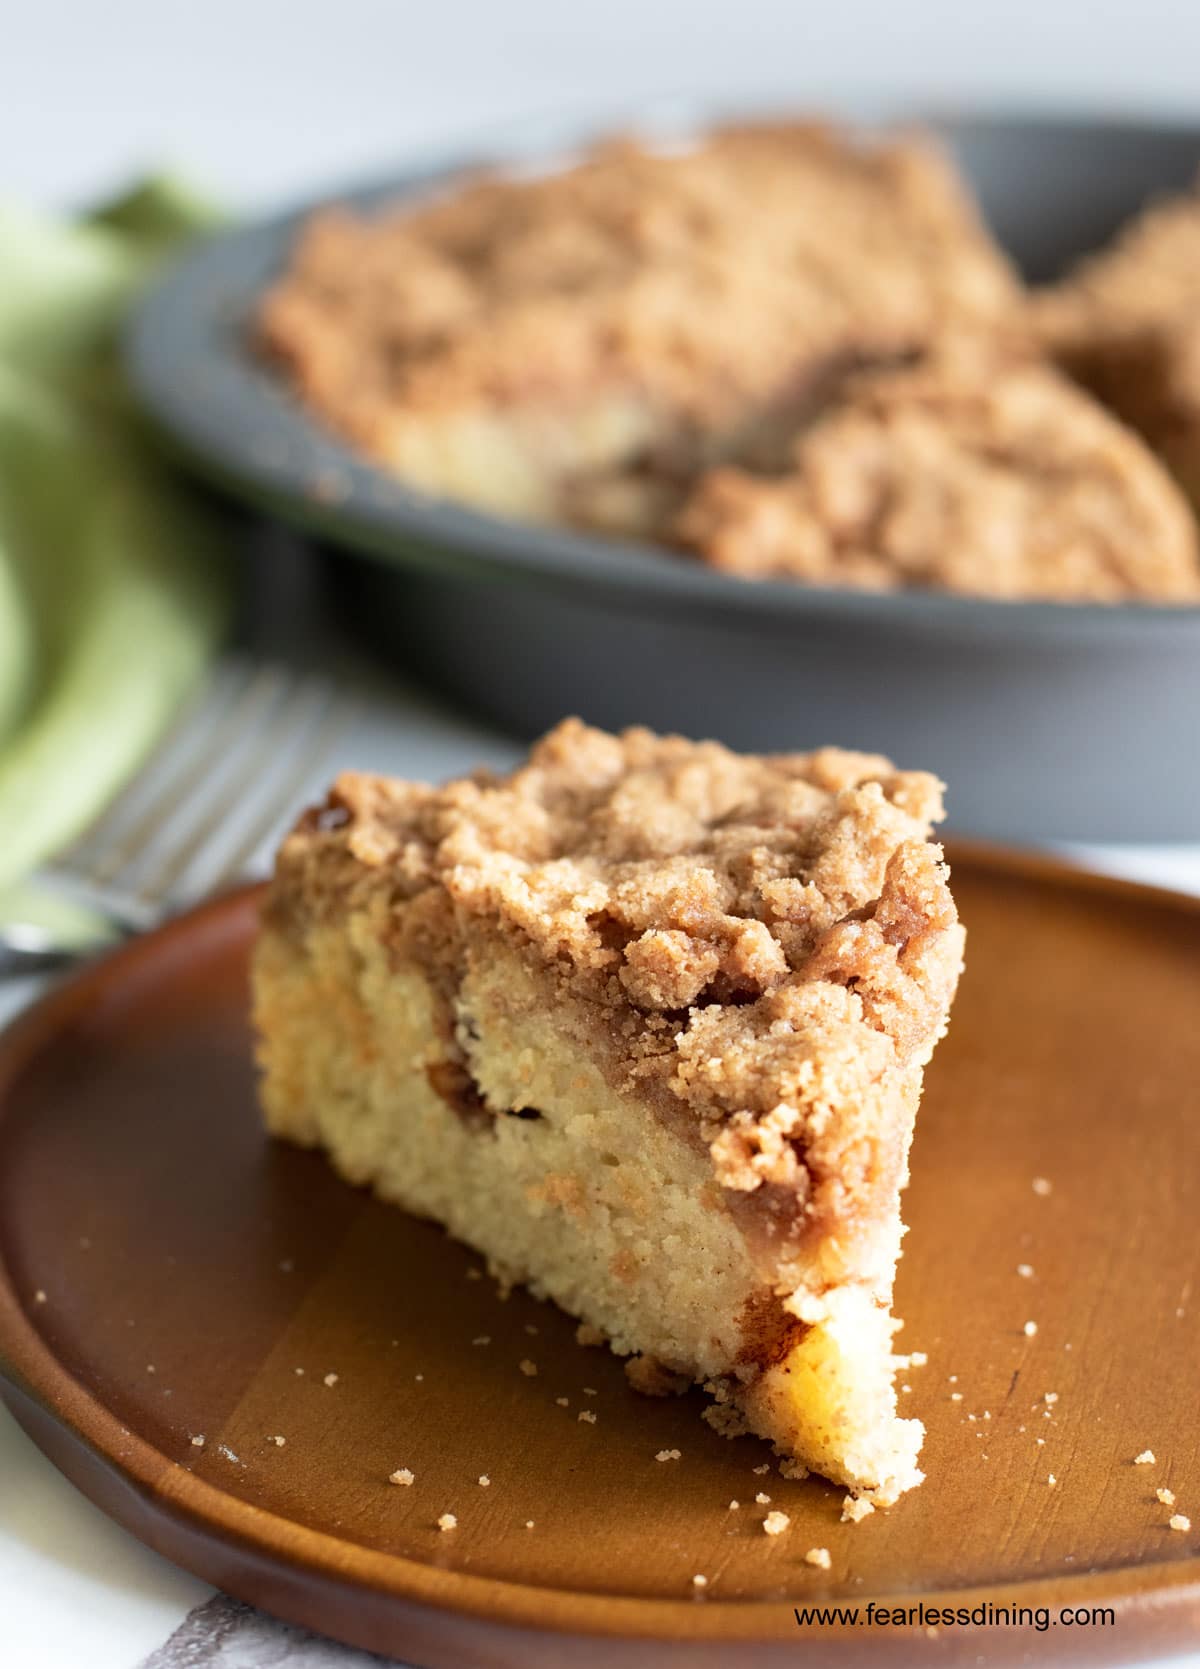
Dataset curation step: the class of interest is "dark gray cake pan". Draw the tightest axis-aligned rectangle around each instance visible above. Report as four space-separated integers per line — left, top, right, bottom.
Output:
125 105 1200 843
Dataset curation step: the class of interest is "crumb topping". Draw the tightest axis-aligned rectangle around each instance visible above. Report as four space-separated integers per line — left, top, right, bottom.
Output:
674 362 1200 602
762 1509 791 1535
805 1546 833 1568
389 1468 415 1486
1036 182 1200 500
272 719 963 1256
258 123 1020 480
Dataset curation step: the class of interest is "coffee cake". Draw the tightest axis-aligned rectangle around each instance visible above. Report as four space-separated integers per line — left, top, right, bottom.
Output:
253 720 964 1504
673 362 1200 600
1035 180 1200 513
256 122 1022 533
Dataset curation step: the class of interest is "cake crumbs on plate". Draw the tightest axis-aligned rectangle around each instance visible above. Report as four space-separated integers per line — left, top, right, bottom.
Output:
842 1495 875 1524
1043 1391 1059 1405
524 1323 539 1335
269 1435 286 1447
323 1372 339 1388
478 1474 491 1487
1032 1177 1053 1196
518 1359 538 1377
1048 1474 1057 1487
389 1468 415 1487
465 1268 482 1281
755 1492 771 1505
437 1513 457 1532
33 1290 46 1305
555 1396 570 1408
578 1409 597 1424
909 1351 928 1367
805 1547 832 1569
1017 1263 1035 1278
692 1573 708 1589
1170 1514 1191 1532
1157 1488 1176 1506
1023 1321 1038 1337
190 1435 205 1448
752 1463 770 1475
1134 1450 1157 1465
583 1387 598 1397
655 1449 682 1462
728 1499 740 1510
524 1519 535 1529
763 1510 790 1536
575 1321 606 1347
950 1392 963 1402
472 1336 491 1347
294 1367 305 1376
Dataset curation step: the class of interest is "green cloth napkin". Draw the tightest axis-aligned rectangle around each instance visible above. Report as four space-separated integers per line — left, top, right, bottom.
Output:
0 179 231 890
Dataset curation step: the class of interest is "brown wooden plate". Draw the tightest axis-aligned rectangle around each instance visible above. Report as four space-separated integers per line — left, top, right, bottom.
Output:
0 849 1198 1666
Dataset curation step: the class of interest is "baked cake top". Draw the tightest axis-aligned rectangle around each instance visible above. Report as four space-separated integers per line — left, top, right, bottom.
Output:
674 362 1200 600
257 123 1022 435
1037 179 1200 343
273 721 964 1211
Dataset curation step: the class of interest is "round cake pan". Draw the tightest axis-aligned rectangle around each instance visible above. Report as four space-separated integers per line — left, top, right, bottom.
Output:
125 105 1200 843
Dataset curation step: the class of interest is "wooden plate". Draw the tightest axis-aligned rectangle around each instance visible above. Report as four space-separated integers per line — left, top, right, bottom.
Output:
1 849 1198 1666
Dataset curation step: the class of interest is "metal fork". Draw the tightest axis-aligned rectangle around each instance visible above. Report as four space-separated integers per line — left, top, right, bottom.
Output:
0 658 357 974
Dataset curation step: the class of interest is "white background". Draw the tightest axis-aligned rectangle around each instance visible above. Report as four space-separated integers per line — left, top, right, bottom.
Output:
3 2 1200 1664
7 0 1200 213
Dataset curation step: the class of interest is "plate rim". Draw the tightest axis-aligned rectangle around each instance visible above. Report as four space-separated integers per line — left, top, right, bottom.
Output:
124 101 1200 645
1 860 1199 1662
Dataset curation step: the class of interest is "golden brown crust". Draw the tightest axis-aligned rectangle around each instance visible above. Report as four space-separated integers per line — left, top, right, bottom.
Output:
267 720 964 1287
1034 179 1200 508
257 122 1022 491
673 362 1200 601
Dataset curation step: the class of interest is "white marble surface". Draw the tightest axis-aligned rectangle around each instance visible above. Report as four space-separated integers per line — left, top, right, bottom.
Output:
4 2 1200 1660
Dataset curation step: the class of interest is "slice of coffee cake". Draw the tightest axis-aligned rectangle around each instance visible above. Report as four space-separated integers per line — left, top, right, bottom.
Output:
674 361 1200 600
253 721 964 1504
1034 178 1200 516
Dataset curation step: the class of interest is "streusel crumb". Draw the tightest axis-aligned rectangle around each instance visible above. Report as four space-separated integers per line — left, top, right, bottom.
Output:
763 1510 791 1536
1035 180 1200 512
258 123 1022 536
675 362 1199 601
805 1547 833 1569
